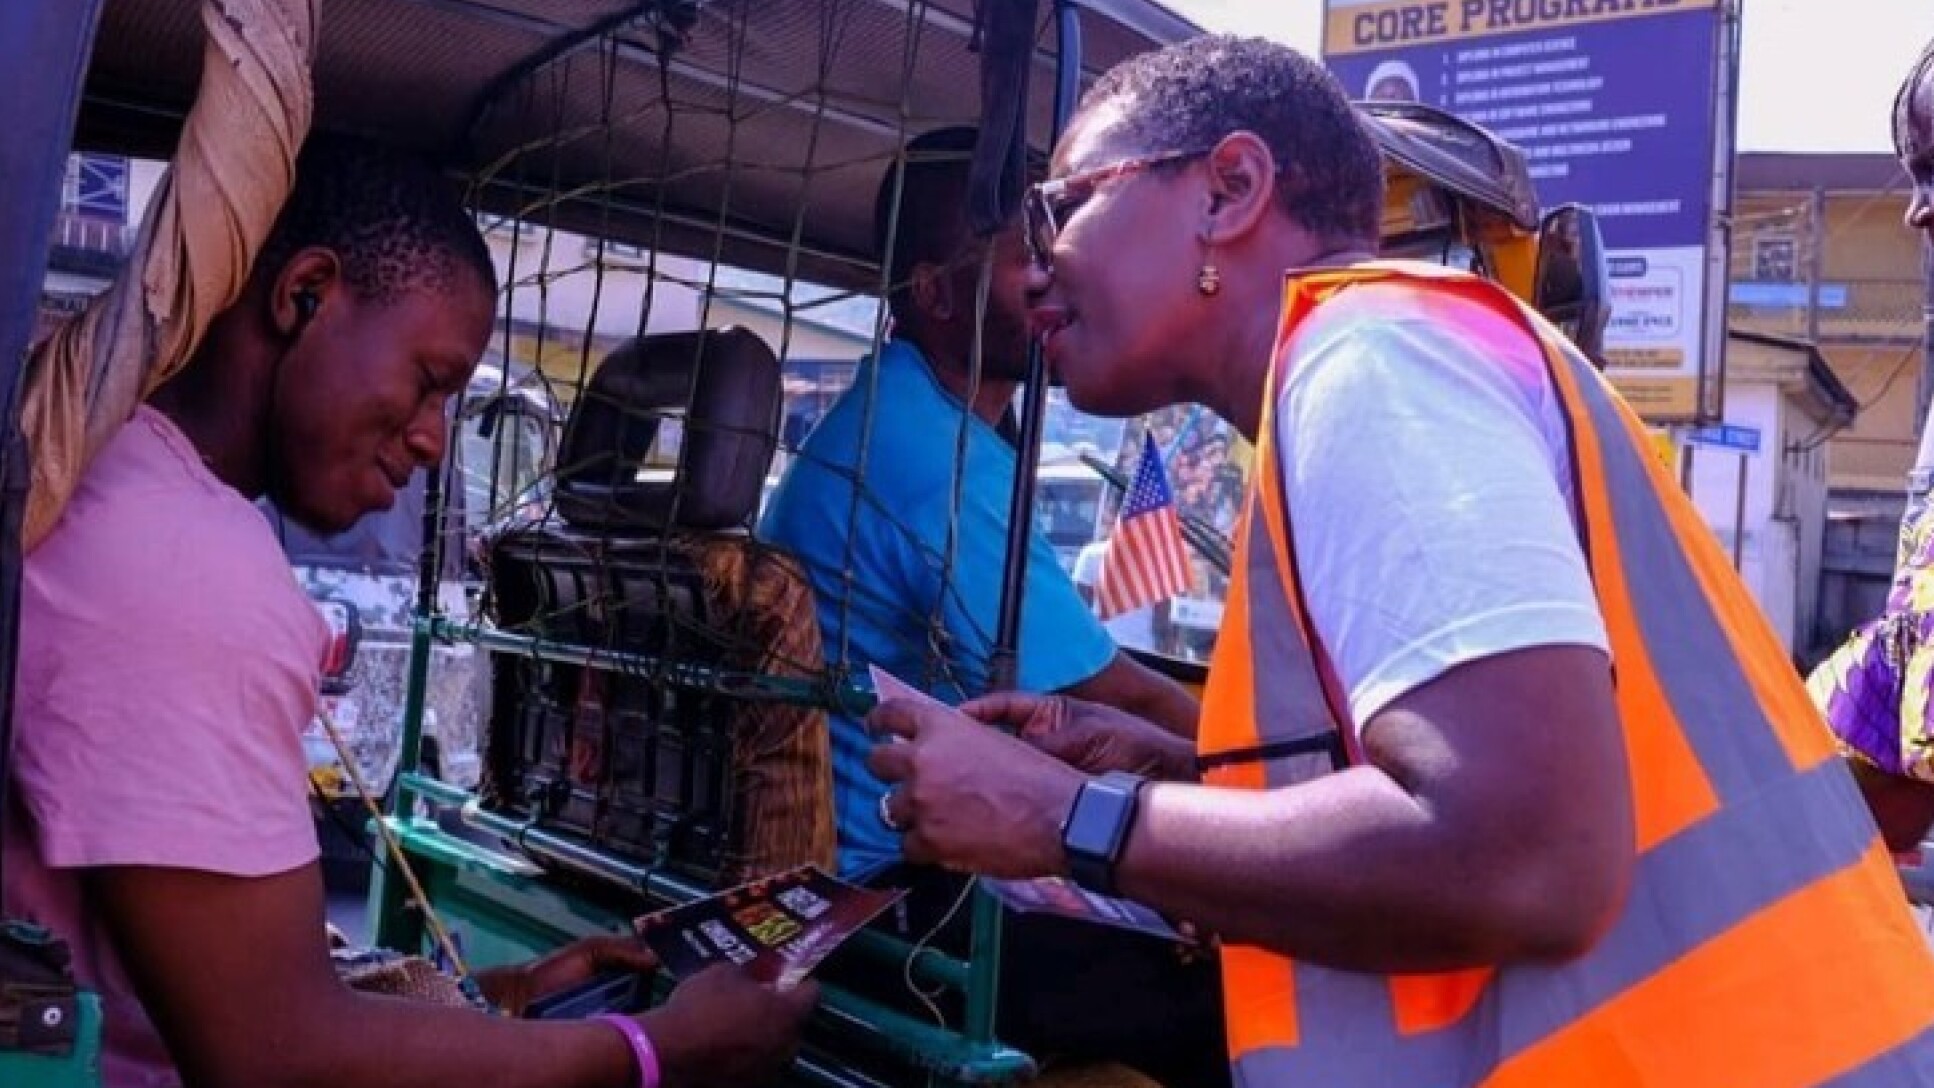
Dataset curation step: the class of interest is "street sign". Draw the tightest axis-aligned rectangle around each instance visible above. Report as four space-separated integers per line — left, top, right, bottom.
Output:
1685 423 1761 455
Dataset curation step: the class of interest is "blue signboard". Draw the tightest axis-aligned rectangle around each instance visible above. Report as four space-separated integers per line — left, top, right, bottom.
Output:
1323 0 1729 422
1685 422 1761 454
1729 282 1848 309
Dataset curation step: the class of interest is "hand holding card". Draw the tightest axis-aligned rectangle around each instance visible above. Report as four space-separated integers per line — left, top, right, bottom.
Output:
633 866 904 992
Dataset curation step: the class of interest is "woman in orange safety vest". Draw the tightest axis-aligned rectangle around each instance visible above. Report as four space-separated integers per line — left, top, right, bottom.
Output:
865 34 1934 1086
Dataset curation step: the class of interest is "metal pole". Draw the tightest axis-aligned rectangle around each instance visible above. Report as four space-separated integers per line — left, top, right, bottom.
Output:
1732 452 1748 572
1807 186 1825 345
972 0 1081 1052
1697 0 1742 424
986 0 1082 696
395 453 449 813
0 1 108 899
370 439 450 950
985 363 1053 693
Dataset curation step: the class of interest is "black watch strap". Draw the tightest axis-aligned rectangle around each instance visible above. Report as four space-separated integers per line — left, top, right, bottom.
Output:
1061 771 1146 896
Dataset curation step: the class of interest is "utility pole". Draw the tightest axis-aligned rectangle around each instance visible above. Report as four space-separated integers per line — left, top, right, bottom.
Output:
1807 185 1826 344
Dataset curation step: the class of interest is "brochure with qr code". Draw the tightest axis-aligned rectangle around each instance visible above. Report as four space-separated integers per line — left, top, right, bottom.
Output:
633 865 904 990
981 876 1183 942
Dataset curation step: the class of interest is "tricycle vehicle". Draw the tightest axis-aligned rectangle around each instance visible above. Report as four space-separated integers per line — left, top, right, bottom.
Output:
0 3 1609 1086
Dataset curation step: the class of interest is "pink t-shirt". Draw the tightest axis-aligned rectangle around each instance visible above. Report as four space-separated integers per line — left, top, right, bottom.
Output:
1 406 326 1087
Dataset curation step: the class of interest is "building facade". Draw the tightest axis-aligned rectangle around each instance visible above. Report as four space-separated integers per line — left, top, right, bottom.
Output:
1728 152 1926 664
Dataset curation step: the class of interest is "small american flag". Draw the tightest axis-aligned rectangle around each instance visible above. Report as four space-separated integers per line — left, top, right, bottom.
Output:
1097 433 1193 620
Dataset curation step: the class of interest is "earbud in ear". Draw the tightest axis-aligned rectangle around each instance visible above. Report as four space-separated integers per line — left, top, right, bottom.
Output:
293 289 320 324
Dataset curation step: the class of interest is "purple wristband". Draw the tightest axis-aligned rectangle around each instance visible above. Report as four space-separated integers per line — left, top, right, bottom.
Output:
593 1013 661 1088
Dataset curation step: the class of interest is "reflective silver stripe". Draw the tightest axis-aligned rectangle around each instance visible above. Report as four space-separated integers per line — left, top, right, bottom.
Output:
1218 488 1344 790
1557 342 1795 803
1821 1023 1934 1086
1233 754 1887 1086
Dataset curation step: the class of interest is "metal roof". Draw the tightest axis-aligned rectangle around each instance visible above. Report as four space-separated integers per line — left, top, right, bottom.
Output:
76 0 1205 290
75 3 1557 289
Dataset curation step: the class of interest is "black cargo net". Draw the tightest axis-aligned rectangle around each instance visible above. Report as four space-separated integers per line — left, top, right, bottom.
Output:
431 0 1041 897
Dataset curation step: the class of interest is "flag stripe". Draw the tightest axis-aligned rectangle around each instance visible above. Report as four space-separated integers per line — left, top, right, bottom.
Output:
1096 433 1194 621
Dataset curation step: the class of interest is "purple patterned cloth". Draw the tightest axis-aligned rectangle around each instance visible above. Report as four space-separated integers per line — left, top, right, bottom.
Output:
1807 504 1934 779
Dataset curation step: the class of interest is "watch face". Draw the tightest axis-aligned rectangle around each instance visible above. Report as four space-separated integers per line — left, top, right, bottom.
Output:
1062 774 1144 894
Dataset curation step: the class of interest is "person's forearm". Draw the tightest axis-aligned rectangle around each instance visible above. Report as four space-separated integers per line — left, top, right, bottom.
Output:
1144 730 1200 781
1846 756 1934 853
1116 669 1199 740
1111 769 1615 973
1068 654 1200 740
237 990 634 1088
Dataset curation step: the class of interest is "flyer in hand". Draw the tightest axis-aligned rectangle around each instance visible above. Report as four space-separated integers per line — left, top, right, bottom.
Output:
864 666 1183 943
633 866 904 990
982 876 1182 941
867 663 951 717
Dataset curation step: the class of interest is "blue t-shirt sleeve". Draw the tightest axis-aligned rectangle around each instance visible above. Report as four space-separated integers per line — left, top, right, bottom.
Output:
920 483 1117 696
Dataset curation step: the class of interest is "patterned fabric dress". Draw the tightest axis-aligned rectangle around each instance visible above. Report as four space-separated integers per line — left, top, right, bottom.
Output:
1807 498 1934 779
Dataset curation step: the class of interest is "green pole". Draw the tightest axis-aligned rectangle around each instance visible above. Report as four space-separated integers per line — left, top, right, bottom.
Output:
370 444 447 952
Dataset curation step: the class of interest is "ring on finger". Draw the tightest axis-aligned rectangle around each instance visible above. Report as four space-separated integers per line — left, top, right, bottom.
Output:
878 790 907 832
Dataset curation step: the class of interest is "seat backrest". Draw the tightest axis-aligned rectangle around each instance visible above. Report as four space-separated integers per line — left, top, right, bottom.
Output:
481 326 833 888
553 327 781 534
483 527 836 887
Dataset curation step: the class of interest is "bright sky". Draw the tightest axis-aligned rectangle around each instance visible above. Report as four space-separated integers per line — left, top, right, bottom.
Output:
1165 0 1934 155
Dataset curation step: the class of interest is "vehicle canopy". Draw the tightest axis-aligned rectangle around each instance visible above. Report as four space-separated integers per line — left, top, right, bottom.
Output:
76 0 1199 290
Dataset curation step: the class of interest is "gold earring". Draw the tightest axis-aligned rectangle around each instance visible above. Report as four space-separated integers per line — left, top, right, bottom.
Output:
1197 262 1221 296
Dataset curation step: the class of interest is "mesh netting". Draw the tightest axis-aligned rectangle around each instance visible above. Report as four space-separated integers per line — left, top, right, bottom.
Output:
416 0 1058 891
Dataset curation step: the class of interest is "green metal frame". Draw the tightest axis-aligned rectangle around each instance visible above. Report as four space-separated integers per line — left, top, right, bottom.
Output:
366 3 1093 1082
369 616 1036 1085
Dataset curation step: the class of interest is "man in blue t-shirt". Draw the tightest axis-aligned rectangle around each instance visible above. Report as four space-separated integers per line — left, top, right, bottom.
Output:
760 127 1198 882
759 125 1221 1088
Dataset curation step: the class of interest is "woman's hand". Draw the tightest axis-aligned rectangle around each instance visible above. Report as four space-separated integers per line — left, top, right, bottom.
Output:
642 966 820 1087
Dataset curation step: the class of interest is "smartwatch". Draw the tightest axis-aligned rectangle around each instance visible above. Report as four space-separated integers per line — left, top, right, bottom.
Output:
1060 771 1146 896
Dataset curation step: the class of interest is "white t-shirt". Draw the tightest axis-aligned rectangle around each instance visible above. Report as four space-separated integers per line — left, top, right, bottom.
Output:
1071 538 1157 650
1276 282 1610 731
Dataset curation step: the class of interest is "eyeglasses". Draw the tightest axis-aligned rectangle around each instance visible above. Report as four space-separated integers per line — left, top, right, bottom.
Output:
1022 149 1208 269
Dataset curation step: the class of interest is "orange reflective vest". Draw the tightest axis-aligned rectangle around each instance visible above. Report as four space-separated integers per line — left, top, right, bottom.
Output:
1197 260 1934 1086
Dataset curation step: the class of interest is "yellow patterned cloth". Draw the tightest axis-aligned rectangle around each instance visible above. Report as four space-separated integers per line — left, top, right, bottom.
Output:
23 0 313 550
679 533 837 884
